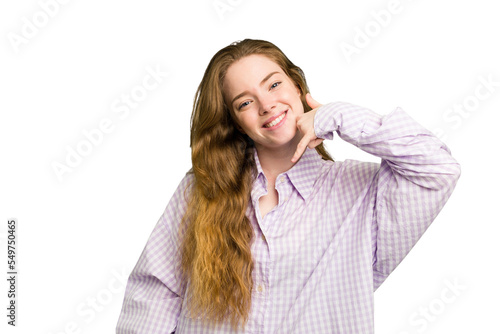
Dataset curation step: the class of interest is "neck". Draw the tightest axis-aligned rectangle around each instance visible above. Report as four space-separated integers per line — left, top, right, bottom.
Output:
255 135 302 183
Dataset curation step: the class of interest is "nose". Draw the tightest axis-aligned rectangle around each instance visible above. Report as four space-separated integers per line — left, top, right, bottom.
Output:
258 95 276 116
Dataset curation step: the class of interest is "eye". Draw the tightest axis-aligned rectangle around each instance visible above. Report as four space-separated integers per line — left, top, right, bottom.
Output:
270 81 281 90
238 101 250 110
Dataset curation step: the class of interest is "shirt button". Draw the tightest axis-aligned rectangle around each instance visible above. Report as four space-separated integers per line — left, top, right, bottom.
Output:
258 285 264 293
279 176 286 183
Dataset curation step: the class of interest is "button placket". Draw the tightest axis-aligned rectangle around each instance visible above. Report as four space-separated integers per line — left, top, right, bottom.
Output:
276 175 292 207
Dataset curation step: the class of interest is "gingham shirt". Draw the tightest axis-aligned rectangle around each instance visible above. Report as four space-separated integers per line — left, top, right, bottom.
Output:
116 101 461 333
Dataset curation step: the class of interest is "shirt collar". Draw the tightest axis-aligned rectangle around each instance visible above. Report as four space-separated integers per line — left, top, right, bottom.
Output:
252 147 325 201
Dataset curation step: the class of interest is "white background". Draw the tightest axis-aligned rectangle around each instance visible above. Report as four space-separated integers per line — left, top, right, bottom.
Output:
1 0 499 333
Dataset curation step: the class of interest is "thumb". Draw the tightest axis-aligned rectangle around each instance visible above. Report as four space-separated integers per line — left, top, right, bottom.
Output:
306 93 322 109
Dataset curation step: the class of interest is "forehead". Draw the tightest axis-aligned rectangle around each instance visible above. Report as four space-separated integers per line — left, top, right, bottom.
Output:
223 54 284 97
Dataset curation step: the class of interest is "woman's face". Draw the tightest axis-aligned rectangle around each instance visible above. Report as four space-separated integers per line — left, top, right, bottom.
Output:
223 54 304 153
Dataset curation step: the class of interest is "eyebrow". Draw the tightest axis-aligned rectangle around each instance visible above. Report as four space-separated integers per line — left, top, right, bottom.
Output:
230 71 281 107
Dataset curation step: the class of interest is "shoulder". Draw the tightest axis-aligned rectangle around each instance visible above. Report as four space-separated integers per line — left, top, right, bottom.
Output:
341 159 379 177
320 158 379 177
175 169 195 203
159 170 195 231
319 158 380 191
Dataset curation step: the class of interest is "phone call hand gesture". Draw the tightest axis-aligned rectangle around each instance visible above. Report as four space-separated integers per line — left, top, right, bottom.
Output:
291 93 325 163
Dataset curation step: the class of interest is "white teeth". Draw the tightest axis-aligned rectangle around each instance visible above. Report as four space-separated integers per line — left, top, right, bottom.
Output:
264 112 286 128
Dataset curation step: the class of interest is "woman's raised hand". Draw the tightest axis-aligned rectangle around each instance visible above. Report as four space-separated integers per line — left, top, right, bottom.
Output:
291 93 325 163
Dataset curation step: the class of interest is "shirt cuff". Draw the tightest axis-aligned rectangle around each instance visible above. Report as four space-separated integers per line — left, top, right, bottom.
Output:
313 102 338 140
313 101 383 147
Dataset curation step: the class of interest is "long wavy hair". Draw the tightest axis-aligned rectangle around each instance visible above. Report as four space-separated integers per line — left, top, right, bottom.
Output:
179 39 333 330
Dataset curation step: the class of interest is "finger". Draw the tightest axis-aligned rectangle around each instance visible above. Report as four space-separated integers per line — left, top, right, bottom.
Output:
306 93 322 109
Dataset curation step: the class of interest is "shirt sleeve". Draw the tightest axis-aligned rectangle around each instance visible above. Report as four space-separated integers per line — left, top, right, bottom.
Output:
116 172 194 333
314 101 461 291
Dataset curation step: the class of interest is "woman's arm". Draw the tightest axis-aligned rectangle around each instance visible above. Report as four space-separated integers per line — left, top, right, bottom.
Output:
299 95 461 291
116 173 193 333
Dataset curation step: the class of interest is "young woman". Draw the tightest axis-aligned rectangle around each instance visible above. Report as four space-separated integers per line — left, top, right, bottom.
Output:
116 39 461 334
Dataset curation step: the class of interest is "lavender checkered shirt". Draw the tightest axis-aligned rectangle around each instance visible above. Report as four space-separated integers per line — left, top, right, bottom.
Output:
116 101 461 333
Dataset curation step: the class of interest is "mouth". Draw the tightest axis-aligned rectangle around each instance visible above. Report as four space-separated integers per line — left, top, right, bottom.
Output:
262 110 288 129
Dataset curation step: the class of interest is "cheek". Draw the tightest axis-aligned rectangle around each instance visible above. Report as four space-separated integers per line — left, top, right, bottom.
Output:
233 112 255 133
281 86 303 108
228 110 244 132
286 93 304 114
241 113 257 128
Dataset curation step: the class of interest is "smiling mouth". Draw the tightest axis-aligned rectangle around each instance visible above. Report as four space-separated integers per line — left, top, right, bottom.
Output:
263 110 287 128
